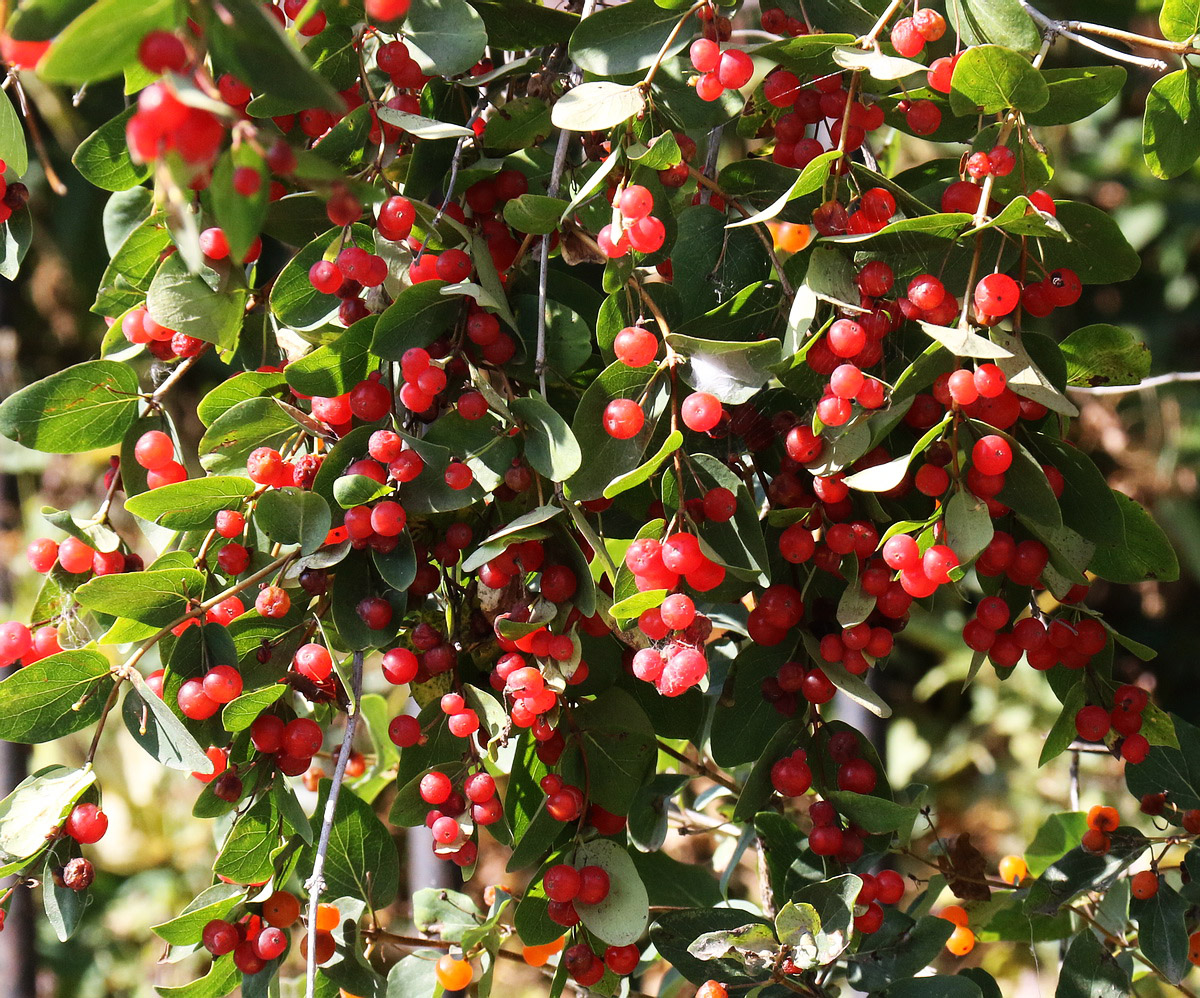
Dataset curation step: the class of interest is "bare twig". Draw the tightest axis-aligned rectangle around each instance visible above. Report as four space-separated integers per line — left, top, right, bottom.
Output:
1018 3 1170 71
305 649 365 998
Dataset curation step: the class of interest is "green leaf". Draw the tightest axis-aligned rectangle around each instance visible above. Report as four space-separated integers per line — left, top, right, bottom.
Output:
1055 927 1132 998
733 720 805 823
375 106 475 139
651 908 776 987
919 321 1013 360
1060 324 1150 388
199 397 297 475
950 45 1048 114
1026 828 1147 915
0 360 140 453
502 195 570 235
211 146 269 264
76 568 206 626
990 329 1077 417
405 0 488 76
684 453 771 584
0 650 112 743
0 210 32 282
304 780 399 908
371 280 460 359
564 688 656 815
221 685 285 733
39 0 175 84
124 476 255 531
943 490 993 565
147 255 248 351
1027 66 1126 126
43 848 90 942
94 214 172 315
123 669 215 773
568 0 688 76
574 838 650 947
1042 202 1140 285
848 913 954 992
709 641 796 767
333 474 393 509
197 371 287 427
466 0 578 47
199 0 341 112
513 294 592 379
946 0 1041 53
724 149 840 229
1144 69 1200 179
552 81 646 131
214 794 280 886
270 224 373 330
256 487 332 554
152 883 247 945
666 334 782 405
0 766 95 874
628 773 689 851
792 875 858 967
603 429 682 500
1024 812 1089 877
0 91 27 179
1126 716 1200 810
609 589 667 624
154 955 239 998
564 360 669 502
510 394 582 482
1161 0 1200 41
1088 491 1178 584
1131 881 1189 984
1038 682 1086 766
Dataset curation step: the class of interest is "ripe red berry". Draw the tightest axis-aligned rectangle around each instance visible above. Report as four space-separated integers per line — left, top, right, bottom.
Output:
603 398 645 439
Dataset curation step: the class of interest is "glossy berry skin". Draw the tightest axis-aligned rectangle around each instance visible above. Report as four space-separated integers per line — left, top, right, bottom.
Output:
681 392 723 432
603 399 645 439
974 273 1020 317
65 803 109 844
614 326 657 367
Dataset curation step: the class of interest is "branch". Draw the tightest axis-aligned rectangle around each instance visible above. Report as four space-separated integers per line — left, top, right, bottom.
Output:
305 648 365 998
1018 3 1170 71
537 0 599 398
1068 371 1200 395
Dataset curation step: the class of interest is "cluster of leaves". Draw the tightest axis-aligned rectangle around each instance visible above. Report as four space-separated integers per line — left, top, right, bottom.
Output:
0 0 1199 996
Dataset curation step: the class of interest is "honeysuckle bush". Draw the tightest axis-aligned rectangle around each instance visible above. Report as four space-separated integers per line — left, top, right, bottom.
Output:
0 0 1199 995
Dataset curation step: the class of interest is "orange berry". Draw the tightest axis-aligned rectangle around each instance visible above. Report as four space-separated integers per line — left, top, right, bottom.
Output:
945 924 975 956
1189 930 1200 967
1087 804 1119 832
998 855 1028 886
261 889 301 928
697 983 730 998
1081 828 1111 855
938 904 969 927
436 955 474 991
314 902 340 933
299 929 336 963
774 222 813 254
1130 870 1160 900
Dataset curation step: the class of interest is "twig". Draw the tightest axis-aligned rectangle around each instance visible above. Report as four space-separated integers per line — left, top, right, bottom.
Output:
148 350 206 404
686 168 795 297
305 649 365 998
641 1 705 89
9 74 67 195
537 0 596 397
656 739 740 793
1017 3 1170 71
1068 371 1200 395
859 0 905 47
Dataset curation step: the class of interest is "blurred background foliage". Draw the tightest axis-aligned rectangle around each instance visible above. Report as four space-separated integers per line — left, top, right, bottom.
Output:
2 0 1200 994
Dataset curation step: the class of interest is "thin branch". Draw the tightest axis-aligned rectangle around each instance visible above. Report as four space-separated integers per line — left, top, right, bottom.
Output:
536 0 597 398
1068 371 1200 395
1017 3 1170 71
656 739 740 793
305 649 365 998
